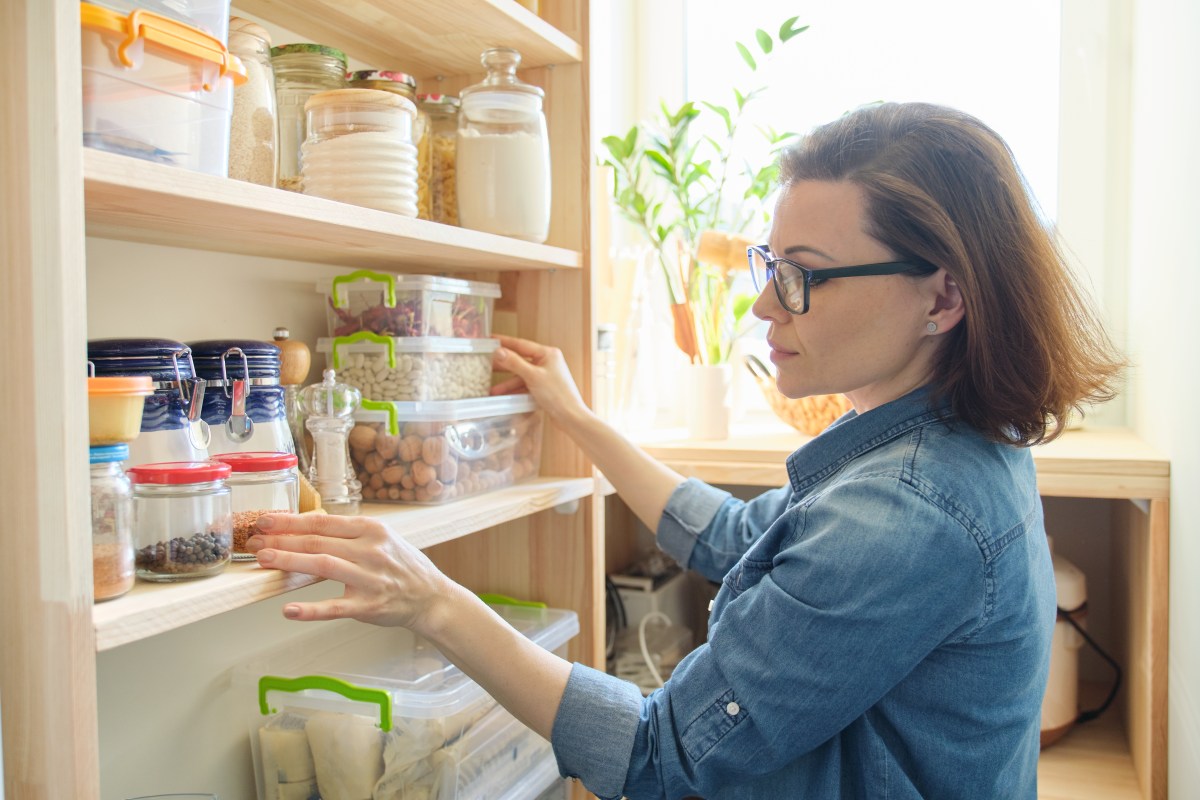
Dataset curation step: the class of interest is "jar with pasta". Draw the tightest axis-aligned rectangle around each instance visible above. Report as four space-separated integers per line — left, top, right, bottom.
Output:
419 93 460 226
348 70 430 220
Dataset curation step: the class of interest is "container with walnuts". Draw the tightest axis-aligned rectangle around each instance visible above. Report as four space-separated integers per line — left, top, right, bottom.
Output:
349 395 542 504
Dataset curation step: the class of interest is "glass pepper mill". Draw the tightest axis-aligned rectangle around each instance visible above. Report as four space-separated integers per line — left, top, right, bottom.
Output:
299 369 361 514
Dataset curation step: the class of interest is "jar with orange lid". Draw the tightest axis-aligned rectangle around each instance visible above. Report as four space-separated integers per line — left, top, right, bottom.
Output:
300 88 419 216
419 93 460 225
348 70 431 220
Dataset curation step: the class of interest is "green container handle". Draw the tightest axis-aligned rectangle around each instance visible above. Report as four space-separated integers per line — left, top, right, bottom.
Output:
478 592 547 609
258 674 393 732
361 398 399 436
332 270 396 309
332 331 396 371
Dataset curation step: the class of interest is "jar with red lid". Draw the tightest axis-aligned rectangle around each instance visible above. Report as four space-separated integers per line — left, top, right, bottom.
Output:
210 451 299 557
128 461 233 581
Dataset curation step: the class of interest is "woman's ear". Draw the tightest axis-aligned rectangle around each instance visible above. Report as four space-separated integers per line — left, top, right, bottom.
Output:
927 271 965 334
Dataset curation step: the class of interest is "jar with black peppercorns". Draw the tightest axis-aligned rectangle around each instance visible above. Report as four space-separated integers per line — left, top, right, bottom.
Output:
128 461 233 581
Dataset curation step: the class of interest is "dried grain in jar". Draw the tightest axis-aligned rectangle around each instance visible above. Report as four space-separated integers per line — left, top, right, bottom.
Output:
90 444 134 601
228 18 278 187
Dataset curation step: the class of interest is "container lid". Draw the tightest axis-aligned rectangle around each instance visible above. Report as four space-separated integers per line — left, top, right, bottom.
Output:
88 338 195 380
320 270 502 304
90 443 130 463
318 335 500 356
356 393 536 424
229 16 271 46
244 604 578 720
79 3 247 87
304 87 416 116
128 460 232 485
348 70 417 91
87 375 154 396
460 47 544 99
188 340 281 379
417 93 461 109
270 42 348 65
211 451 298 472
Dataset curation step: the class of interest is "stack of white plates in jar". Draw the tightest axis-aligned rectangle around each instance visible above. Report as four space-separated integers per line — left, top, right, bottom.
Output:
301 137 419 217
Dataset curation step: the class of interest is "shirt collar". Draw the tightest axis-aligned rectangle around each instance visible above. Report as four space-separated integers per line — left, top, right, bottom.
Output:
785 385 954 494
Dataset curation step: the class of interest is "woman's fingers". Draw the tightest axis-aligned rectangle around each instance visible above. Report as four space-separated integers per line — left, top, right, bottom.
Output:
245 532 360 561
254 547 368 586
280 598 358 622
493 334 544 361
255 512 385 540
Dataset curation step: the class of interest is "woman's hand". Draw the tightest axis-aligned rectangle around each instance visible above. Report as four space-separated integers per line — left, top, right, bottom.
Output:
246 513 465 636
490 334 591 425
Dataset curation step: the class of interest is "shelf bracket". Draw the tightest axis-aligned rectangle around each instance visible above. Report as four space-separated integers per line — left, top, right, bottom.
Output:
554 499 580 515
1130 498 1151 515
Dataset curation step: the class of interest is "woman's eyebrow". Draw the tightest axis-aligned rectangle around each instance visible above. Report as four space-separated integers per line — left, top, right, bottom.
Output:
783 244 836 261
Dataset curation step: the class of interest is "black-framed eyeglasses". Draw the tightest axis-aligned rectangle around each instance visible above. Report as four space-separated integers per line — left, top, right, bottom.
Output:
747 244 937 315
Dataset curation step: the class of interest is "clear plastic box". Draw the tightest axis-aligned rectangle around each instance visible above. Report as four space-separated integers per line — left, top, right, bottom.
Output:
81 3 244 175
349 394 543 504
318 334 498 402
237 603 578 800
91 0 233 44
319 271 501 339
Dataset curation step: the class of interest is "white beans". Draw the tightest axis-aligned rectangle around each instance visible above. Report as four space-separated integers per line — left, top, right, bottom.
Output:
338 351 491 401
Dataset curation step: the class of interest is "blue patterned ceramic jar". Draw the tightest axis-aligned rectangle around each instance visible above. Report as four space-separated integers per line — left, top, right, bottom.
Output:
188 339 295 456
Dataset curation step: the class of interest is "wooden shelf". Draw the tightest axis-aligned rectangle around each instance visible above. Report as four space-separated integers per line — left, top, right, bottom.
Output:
1038 714 1141 799
636 423 1168 500
234 0 582 78
93 476 593 651
83 149 582 273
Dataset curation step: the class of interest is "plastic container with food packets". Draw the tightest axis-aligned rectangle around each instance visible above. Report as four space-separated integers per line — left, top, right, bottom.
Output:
317 333 498 403
349 394 542 504
79 2 247 176
319 270 501 339
235 601 578 800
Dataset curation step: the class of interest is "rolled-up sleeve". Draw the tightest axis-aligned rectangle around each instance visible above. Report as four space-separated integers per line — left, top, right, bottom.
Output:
551 663 644 799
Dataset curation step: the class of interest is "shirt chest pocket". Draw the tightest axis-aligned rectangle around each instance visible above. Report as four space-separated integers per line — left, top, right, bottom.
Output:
722 556 773 598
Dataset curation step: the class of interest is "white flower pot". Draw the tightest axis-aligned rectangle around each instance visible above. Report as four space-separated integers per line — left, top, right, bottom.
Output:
684 363 732 440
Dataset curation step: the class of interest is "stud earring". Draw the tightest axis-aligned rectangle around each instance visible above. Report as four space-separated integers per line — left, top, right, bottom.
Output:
926 321 938 333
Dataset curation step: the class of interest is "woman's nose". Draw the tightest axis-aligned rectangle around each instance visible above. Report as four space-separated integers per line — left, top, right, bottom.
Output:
751 279 788 323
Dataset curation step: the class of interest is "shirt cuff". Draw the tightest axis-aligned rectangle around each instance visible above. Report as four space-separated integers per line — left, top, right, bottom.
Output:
551 663 644 800
656 477 731 569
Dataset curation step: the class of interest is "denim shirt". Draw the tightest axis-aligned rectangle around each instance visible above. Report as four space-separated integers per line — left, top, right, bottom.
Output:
551 387 1055 799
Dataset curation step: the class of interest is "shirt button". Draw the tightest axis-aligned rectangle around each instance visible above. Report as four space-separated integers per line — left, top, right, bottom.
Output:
707 600 715 612
726 701 740 716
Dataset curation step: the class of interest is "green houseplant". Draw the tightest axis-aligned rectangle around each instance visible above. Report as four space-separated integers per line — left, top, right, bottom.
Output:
600 16 809 365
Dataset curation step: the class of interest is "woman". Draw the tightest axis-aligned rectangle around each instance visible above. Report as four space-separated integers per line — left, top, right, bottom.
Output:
248 102 1123 799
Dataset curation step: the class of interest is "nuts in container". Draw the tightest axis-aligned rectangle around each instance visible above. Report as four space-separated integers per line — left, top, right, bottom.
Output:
318 333 497 402
350 395 542 504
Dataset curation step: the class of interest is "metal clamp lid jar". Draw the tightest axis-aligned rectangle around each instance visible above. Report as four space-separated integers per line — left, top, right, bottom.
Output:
188 339 293 456
87 338 212 465
128 460 233 581
211 451 299 557
456 47 550 242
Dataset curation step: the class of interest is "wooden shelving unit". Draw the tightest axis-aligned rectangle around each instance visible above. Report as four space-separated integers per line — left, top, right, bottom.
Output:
625 422 1169 800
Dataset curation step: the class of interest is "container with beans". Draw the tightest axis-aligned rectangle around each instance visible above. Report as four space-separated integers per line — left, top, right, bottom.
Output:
128 461 233 581
318 333 497 402
320 271 500 340
210 451 299 557
349 395 542 504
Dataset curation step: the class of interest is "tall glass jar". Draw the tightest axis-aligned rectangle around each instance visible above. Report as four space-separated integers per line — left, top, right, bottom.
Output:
457 48 550 242
348 70 431 220
128 461 233 581
271 43 347 191
228 18 278 186
211 451 299 557
301 88 419 216
419 93 460 226
90 443 134 602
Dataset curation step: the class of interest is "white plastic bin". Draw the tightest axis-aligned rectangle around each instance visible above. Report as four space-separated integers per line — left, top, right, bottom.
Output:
237 603 578 800
81 3 245 175
320 271 501 339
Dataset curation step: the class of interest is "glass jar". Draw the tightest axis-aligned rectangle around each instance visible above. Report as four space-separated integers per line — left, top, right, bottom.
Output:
228 18 278 187
188 339 294 456
90 443 134 602
419 93 460 226
348 70 431 220
301 88 419 216
128 461 233 581
457 48 550 242
300 369 362 515
211 452 299 557
271 43 347 191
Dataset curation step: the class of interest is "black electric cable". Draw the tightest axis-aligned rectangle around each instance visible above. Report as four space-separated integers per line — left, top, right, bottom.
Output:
1057 603 1122 725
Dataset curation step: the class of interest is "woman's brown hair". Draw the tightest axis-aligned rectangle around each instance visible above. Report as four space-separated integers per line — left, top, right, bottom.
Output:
778 102 1124 445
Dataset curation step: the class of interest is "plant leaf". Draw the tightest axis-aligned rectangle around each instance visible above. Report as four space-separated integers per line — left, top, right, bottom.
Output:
734 88 747 112
736 41 757 71
732 292 756 324
701 101 733 136
644 149 674 179
755 29 773 54
601 135 628 161
779 17 809 43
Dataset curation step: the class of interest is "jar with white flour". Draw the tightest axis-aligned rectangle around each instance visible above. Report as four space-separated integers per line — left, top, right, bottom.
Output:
456 48 551 243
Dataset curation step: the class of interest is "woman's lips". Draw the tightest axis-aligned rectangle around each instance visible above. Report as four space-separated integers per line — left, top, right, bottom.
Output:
768 342 797 362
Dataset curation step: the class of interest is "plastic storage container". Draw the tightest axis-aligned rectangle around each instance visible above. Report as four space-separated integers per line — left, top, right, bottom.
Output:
227 17 277 186
188 339 294 456
90 443 135 601
419 93 460 225
347 70 430 219
301 88 419 216
318 334 498 403
95 0 233 44
80 3 246 175
238 603 578 800
210 451 298 556
271 43 347 191
321 271 501 339
87 372 153 445
457 48 550 242
349 394 543 504
87 338 212 467
128 460 232 580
